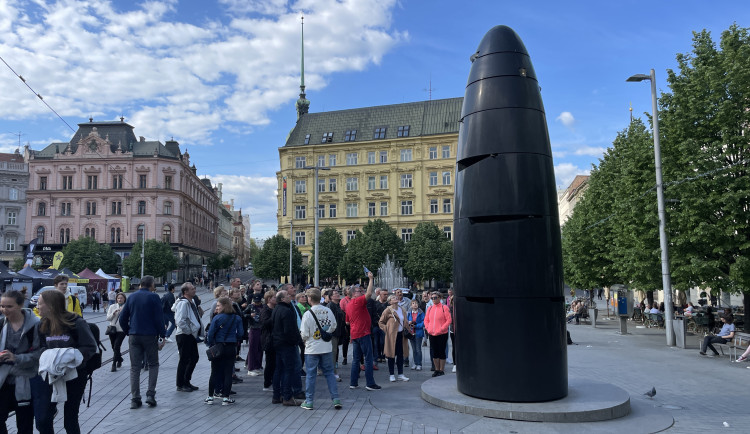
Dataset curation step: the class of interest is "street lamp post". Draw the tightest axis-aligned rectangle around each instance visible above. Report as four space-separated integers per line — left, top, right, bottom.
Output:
303 165 330 287
627 69 675 346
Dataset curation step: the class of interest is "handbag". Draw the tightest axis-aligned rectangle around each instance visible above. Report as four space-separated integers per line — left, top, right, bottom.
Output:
105 325 118 336
309 310 332 342
206 315 232 361
393 309 414 340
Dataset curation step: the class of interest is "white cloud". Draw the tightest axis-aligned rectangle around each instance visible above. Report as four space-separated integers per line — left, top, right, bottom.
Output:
206 174 279 237
554 163 590 190
555 111 575 128
0 0 404 146
574 146 606 157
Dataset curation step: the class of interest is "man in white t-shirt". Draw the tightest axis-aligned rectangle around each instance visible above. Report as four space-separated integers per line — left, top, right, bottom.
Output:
299 288 340 410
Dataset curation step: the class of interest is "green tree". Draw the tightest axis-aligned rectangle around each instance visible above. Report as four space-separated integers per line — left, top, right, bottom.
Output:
253 234 303 280
339 219 404 283
59 237 119 274
403 222 453 285
122 240 178 279
247 238 261 264
207 254 234 271
307 227 345 283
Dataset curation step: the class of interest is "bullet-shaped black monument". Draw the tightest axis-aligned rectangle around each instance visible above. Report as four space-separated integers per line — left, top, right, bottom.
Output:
454 25 567 402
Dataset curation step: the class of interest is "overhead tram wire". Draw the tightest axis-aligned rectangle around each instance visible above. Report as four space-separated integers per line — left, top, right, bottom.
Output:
0 55 211 238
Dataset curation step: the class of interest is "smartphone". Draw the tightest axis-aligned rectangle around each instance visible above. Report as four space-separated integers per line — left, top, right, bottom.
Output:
363 265 370 274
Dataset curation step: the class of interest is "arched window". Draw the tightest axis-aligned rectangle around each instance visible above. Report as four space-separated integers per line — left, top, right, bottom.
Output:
85 227 96 239
111 227 121 243
38 202 46 216
162 225 172 243
36 226 45 242
137 224 145 242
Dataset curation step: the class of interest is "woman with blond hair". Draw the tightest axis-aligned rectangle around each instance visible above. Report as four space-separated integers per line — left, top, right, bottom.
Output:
378 295 409 382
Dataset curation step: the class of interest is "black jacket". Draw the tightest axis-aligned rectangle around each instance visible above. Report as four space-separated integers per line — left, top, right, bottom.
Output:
271 302 302 349
260 304 274 351
328 301 346 339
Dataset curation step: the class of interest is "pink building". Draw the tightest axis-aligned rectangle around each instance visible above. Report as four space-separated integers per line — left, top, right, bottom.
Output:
25 120 218 280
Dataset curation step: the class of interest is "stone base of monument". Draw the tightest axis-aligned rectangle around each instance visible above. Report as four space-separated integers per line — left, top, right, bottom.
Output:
421 377 630 422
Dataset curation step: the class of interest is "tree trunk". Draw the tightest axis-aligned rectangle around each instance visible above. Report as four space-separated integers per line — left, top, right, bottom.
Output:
744 293 750 333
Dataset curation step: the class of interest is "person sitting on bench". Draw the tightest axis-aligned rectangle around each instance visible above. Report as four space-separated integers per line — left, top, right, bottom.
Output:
700 314 735 356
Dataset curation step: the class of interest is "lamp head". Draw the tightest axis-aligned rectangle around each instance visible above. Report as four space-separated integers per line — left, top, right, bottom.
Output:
626 74 651 82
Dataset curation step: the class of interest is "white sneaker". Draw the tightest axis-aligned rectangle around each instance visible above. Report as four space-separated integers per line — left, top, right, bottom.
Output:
416 366 422 371
452 365 456 373
397 375 409 382
248 370 259 376
410 365 416 370
334 374 341 382
389 375 396 382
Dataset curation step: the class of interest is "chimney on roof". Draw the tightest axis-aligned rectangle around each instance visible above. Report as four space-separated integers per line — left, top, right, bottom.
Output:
140 136 145 142
231 198 235 209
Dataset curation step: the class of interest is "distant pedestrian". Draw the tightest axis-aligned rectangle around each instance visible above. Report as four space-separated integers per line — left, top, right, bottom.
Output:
119 275 165 409
107 293 127 371
91 290 101 312
161 284 177 342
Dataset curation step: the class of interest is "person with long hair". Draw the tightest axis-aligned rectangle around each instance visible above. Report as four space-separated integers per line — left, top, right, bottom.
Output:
406 299 424 370
378 295 409 382
37 289 96 434
205 297 242 405
0 290 43 434
106 293 127 372
259 290 277 391
423 292 452 377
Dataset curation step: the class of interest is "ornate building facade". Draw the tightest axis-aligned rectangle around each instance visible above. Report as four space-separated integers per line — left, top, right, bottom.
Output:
24 120 218 280
0 151 29 266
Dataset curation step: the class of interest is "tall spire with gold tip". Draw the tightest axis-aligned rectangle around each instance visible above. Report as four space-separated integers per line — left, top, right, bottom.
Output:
295 16 310 119
629 102 633 122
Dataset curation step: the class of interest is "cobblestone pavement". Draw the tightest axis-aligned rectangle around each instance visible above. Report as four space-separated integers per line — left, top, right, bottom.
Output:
8 287 750 433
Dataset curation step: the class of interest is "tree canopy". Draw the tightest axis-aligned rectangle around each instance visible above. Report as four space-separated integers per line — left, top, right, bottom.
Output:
403 222 452 284
60 237 119 274
339 219 404 283
308 227 345 283
253 234 303 280
122 240 178 279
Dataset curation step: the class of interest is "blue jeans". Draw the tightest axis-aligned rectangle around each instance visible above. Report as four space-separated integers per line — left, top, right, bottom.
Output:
304 353 339 403
164 313 176 337
371 326 385 359
409 335 423 367
350 335 376 387
274 345 299 401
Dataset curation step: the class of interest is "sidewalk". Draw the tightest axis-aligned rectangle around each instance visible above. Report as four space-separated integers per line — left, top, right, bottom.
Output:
10 292 750 433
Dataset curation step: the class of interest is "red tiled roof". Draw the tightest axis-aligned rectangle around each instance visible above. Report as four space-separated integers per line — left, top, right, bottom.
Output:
0 152 23 163
566 175 589 201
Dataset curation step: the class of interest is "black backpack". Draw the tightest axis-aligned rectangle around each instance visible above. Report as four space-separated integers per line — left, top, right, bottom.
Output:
73 319 107 407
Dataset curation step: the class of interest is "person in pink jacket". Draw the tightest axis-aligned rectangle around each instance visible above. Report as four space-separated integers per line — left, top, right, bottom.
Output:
423 292 452 377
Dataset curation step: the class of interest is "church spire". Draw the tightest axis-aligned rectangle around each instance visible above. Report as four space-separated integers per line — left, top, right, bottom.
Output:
295 16 310 119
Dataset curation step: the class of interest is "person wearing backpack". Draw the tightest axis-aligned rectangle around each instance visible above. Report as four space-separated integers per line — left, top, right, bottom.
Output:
161 284 177 343
53 275 82 317
36 289 96 434
0 290 43 434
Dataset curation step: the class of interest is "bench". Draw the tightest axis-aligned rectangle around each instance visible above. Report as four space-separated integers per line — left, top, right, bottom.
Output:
645 313 664 328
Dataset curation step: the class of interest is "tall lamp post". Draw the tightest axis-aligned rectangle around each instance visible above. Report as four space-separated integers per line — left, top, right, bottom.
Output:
627 69 675 346
303 165 330 287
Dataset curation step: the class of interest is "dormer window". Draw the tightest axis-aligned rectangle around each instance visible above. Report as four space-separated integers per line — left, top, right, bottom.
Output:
344 130 357 142
373 127 387 139
397 125 410 137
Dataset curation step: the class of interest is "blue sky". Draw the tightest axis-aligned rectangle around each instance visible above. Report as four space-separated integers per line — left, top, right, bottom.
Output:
0 0 746 239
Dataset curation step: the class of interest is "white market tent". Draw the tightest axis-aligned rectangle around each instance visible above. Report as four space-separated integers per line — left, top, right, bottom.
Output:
96 269 121 290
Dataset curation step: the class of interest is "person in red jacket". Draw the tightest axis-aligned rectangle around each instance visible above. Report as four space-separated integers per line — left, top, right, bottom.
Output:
423 292 452 377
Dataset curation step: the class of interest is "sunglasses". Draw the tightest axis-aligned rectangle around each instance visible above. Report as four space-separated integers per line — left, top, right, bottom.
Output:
431 296 439 300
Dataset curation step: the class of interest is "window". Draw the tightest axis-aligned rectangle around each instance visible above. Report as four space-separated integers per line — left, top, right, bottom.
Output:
60 202 71 216
295 231 306 245
368 202 376 217
295 156 306 168
400 174 413 188
373 127 386 139
86 201 97 215
162 226 172 243
443 198 452 213
110 227 121 243
329 178 337 192
379 175 388 189
400 149 412 162
137 201 146 215
5 236 16 251
164 176 172 189
430 199 438 214
380 201 388 216
346 230 356 242
346 153 358 165
295 180 306 194
344 130 357 142
321 132 333 143
397 125 410 137
429 146 438 159
9 188 18 200
401 200 413 215
442 145 450 159
6 211 16 225
368 176 376 190
329 204 337 218
112 175 123 189
379 151 388 163
39 176 47 190
295 205 306 219
401 228 413 242
137 224 145 242
37 202 46 216
87 175 98 189
318 155 325 167
368 151 376 164
346 203 358 217
318 204 325 218
304 134 311 145
442 171 451 185
163 201 172 215
59 228 70 244
111 201 122 215
36 226 45 242
317 178 325 192
444 226 452 240
329 154 337 166
139 175 147 188
346 177 358 191
429 172 438 186
62 176 72 190
85 227 96 238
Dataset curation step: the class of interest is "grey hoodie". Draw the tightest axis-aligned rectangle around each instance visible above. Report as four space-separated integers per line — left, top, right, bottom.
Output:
0 309 43 400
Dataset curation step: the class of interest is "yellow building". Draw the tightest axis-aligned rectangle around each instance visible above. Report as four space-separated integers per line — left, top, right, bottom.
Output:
277 97 462 264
